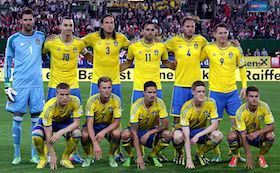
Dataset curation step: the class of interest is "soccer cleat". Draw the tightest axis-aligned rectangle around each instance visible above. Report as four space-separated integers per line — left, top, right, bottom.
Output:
30 155 40 164
36 159 47 169
60 159 74 168
157 153 168 162
82 158 92 168
211 156 222 163
12 156 21 165
122 157 131 167
70 153 84 164
258 156 268 168
148 156 163 167
228 156 238 167
196 155 209 166
109 155 118 167
114 153 125 162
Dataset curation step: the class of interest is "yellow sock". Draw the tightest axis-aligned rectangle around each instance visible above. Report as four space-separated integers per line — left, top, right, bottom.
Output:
197 140 217 156
32 136 46 160
173 142 184 155
150 139 169 157
228 140 239 156
122 139 133 158
109 141 120 156
62 137 79 160
259 141 273 156
212 144 221 157
82 141 93 157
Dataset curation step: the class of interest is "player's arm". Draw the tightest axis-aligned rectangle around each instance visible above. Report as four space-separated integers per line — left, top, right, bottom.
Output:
87 116 102 160
191 119 218 144
96 118 120 142
200 45 208 61
44 125 57 169
182 126 195 169
81 48 93 63
131 123 145 169
53 118 80 141
162 60 176 70
120 44 134 71
237 47 247 99
240 130 254 169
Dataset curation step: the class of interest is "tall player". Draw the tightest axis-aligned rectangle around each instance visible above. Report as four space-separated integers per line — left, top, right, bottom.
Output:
43 16 92 163
227 86 275 169
81 77 122 168
82 14 130 99
4 9 45 164
165 16 208 163
121 21 176 102
200 23 247 161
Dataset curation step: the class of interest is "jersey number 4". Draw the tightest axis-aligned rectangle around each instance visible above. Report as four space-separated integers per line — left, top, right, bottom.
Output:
186 49 191 56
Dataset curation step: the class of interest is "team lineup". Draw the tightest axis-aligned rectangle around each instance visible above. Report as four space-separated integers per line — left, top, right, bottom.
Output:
3 9 275 170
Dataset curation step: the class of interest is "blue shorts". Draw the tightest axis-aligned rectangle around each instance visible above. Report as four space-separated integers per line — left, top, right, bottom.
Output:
171 86 193 116
6 87 45 114
210 90 241 118
132 90 162 103
33 118 74 139
190 128 208 144
91 83 122 100
47 88 82 103
137 130 158 148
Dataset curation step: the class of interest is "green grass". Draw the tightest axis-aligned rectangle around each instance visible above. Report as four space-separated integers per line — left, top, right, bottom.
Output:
0 81 279 173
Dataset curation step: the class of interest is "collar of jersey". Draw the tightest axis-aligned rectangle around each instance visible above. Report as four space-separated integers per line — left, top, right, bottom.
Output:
215 42 232 50
141 39 155 47
59 34 74 45
181 34 195 42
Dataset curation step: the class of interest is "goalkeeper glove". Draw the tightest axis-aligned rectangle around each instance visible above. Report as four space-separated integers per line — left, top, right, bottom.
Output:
4 82 17 102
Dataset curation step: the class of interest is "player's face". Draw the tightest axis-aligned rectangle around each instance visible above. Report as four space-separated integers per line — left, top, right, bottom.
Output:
246 91 259 106
183 20 195 37
143 24 156 42
144 86 157 102
192 86 206 102
21 14 34 32
99 81 112 98
214 27 229 44
102 16 115 34
60 19 74 36
56 88 70 106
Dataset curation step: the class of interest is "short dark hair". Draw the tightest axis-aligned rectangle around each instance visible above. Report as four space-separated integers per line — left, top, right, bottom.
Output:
246 86 259 96
21 9 33 18
56 83 70 90
181 16 196 26
144 81 157 91
214 23 228 32
192 80 205 91
142 20 155 30
60 15 73 24
97 76 112 88
100 14 116 39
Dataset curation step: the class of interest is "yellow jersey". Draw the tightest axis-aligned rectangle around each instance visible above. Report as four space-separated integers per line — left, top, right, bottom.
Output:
180 97 219 129
85 93 122 124
130 97 168 130
40 95 81 127
127 39 168 90
236 101 274 133
165 35 207 87
200 43 247 92
82 32 130 84
43 36 86 88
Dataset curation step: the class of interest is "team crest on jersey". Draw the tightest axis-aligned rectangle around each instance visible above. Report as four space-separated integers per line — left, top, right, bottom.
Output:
229 52 233 58
114 41 118 46
151 111 158 117
36 38 41 44
194 43 198 49
203 110 210 117
73 47 78 53
108 106 114 114
154 49 159 56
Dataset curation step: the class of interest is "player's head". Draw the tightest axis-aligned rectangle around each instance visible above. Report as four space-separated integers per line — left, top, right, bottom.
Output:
142 21 156 42
100 14 116 39
60 16 74 37
182 16 196 37
98 77 112 98
144 81 157 102
191 81 206 102
246 86 259 106
56 83 70 106
21 9 34 33
214 23 229 44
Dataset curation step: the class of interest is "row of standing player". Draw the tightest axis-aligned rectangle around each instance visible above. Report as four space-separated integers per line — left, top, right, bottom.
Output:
4 9 275 170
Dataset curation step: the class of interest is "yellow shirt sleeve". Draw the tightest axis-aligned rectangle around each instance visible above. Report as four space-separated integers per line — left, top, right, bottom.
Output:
158 99 168 119
120 34 130 48
237 47 247 88
200 45 208 61
209 99 219 120
165 37 175 52
113 96 122 119
236 110 246 132
82 34 92 47
127 44 134 60
130 102 140 124
263 103 274 125
72 96 82 118
161 44 168 61
41 107 54 127
180 110 190 127
42 40 50 54
85 97 96 117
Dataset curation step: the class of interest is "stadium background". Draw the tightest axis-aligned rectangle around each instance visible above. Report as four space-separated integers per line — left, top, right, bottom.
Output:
0 0 279 172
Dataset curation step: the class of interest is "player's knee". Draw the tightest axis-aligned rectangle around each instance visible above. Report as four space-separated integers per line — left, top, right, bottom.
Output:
13 113 23 122
111 129 121 140
227 130 238 142
72 129 82 138
121 129 131 141
30 113 40 123
173 130 184 145
32 129 44 138
265 132 275 142
210 130 223 144
162 130 172 142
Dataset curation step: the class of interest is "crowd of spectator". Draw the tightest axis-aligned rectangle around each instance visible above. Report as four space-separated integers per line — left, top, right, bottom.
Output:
0 0 279 42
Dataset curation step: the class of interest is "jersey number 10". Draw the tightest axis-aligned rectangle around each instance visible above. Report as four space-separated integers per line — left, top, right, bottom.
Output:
63 53 70 61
